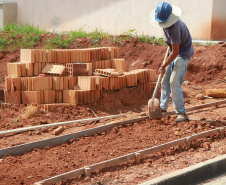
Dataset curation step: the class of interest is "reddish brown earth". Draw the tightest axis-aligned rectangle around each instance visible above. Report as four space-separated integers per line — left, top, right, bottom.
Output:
0 36 226 185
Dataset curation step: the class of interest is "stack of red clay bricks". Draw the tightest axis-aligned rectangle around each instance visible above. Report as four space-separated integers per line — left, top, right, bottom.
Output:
2 47 158 111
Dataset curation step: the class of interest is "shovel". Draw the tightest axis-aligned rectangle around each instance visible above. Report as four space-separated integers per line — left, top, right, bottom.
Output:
148 46 169 119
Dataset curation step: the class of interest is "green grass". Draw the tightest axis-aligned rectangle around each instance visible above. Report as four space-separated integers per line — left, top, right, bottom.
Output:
193 41 215 46
70 28 108 47
0 23 46 50
0 37 11 50
2 23 45 35
121 29 136 42
137 34 153 44
45 33 74 49
0 24 167 51
13 117 18 124
150 36 166 45
136 34 166 45
90 38 100 47
109 36 123 45
70 27 108 39
193 42 202 46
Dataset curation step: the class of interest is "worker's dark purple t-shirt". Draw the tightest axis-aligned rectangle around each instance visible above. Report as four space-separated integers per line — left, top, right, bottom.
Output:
163 19 194 59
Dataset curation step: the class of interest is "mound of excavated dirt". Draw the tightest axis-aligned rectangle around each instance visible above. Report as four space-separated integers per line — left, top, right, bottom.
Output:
119 43 226 85
93 87 149 114
96 39 226 85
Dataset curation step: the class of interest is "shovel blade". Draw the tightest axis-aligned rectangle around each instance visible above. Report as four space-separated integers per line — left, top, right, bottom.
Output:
148 98 162 119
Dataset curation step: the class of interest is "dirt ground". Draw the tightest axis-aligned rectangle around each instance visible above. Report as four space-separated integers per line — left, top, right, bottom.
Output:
0 37 226 185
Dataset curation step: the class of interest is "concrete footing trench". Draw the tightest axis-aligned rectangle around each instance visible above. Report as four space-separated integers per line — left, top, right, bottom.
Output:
0 115 225 184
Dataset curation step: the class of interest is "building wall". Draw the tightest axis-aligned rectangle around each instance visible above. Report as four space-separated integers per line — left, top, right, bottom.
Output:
211 0 226 40
2 0 225 40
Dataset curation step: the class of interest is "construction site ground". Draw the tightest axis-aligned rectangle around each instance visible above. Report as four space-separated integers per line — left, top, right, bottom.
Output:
0 37 226 185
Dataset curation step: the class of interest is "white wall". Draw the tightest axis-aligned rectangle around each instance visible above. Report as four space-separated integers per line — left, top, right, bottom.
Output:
211 0 226 40
1 0 223 40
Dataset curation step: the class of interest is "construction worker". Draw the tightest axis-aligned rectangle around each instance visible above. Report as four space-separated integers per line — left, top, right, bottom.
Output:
149 2 194 122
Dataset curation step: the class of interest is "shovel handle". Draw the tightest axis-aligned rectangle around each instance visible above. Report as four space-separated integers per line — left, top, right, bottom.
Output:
152 46 170 100
152 74 162 100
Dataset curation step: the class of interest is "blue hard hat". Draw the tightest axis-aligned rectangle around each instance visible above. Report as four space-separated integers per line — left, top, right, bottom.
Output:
155 2 172 23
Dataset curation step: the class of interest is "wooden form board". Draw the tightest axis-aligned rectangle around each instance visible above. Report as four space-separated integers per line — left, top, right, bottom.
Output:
1 120 225 184
0 114 127 157
66 63 92 76
205 88 226 98
32 126 225 185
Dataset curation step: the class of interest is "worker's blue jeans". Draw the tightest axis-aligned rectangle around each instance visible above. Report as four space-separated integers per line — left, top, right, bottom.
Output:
160 56 190 114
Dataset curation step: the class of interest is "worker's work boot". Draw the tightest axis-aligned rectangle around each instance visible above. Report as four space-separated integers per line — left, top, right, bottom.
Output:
175 113 189 123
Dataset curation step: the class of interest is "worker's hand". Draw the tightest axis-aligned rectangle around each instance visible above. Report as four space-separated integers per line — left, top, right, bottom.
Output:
158 65 165 76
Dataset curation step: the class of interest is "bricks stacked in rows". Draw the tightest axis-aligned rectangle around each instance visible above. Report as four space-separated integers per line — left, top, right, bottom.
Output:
5 72 157 105
9 47 119 77
4 47 158 107
20 47 118 64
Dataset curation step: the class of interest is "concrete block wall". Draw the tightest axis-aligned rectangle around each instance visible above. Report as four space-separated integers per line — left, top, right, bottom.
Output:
0 2 17 29
1 0 226 40
211 0 226 40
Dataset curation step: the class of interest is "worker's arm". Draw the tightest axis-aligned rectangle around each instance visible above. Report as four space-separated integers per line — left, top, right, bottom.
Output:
158 43 179 75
